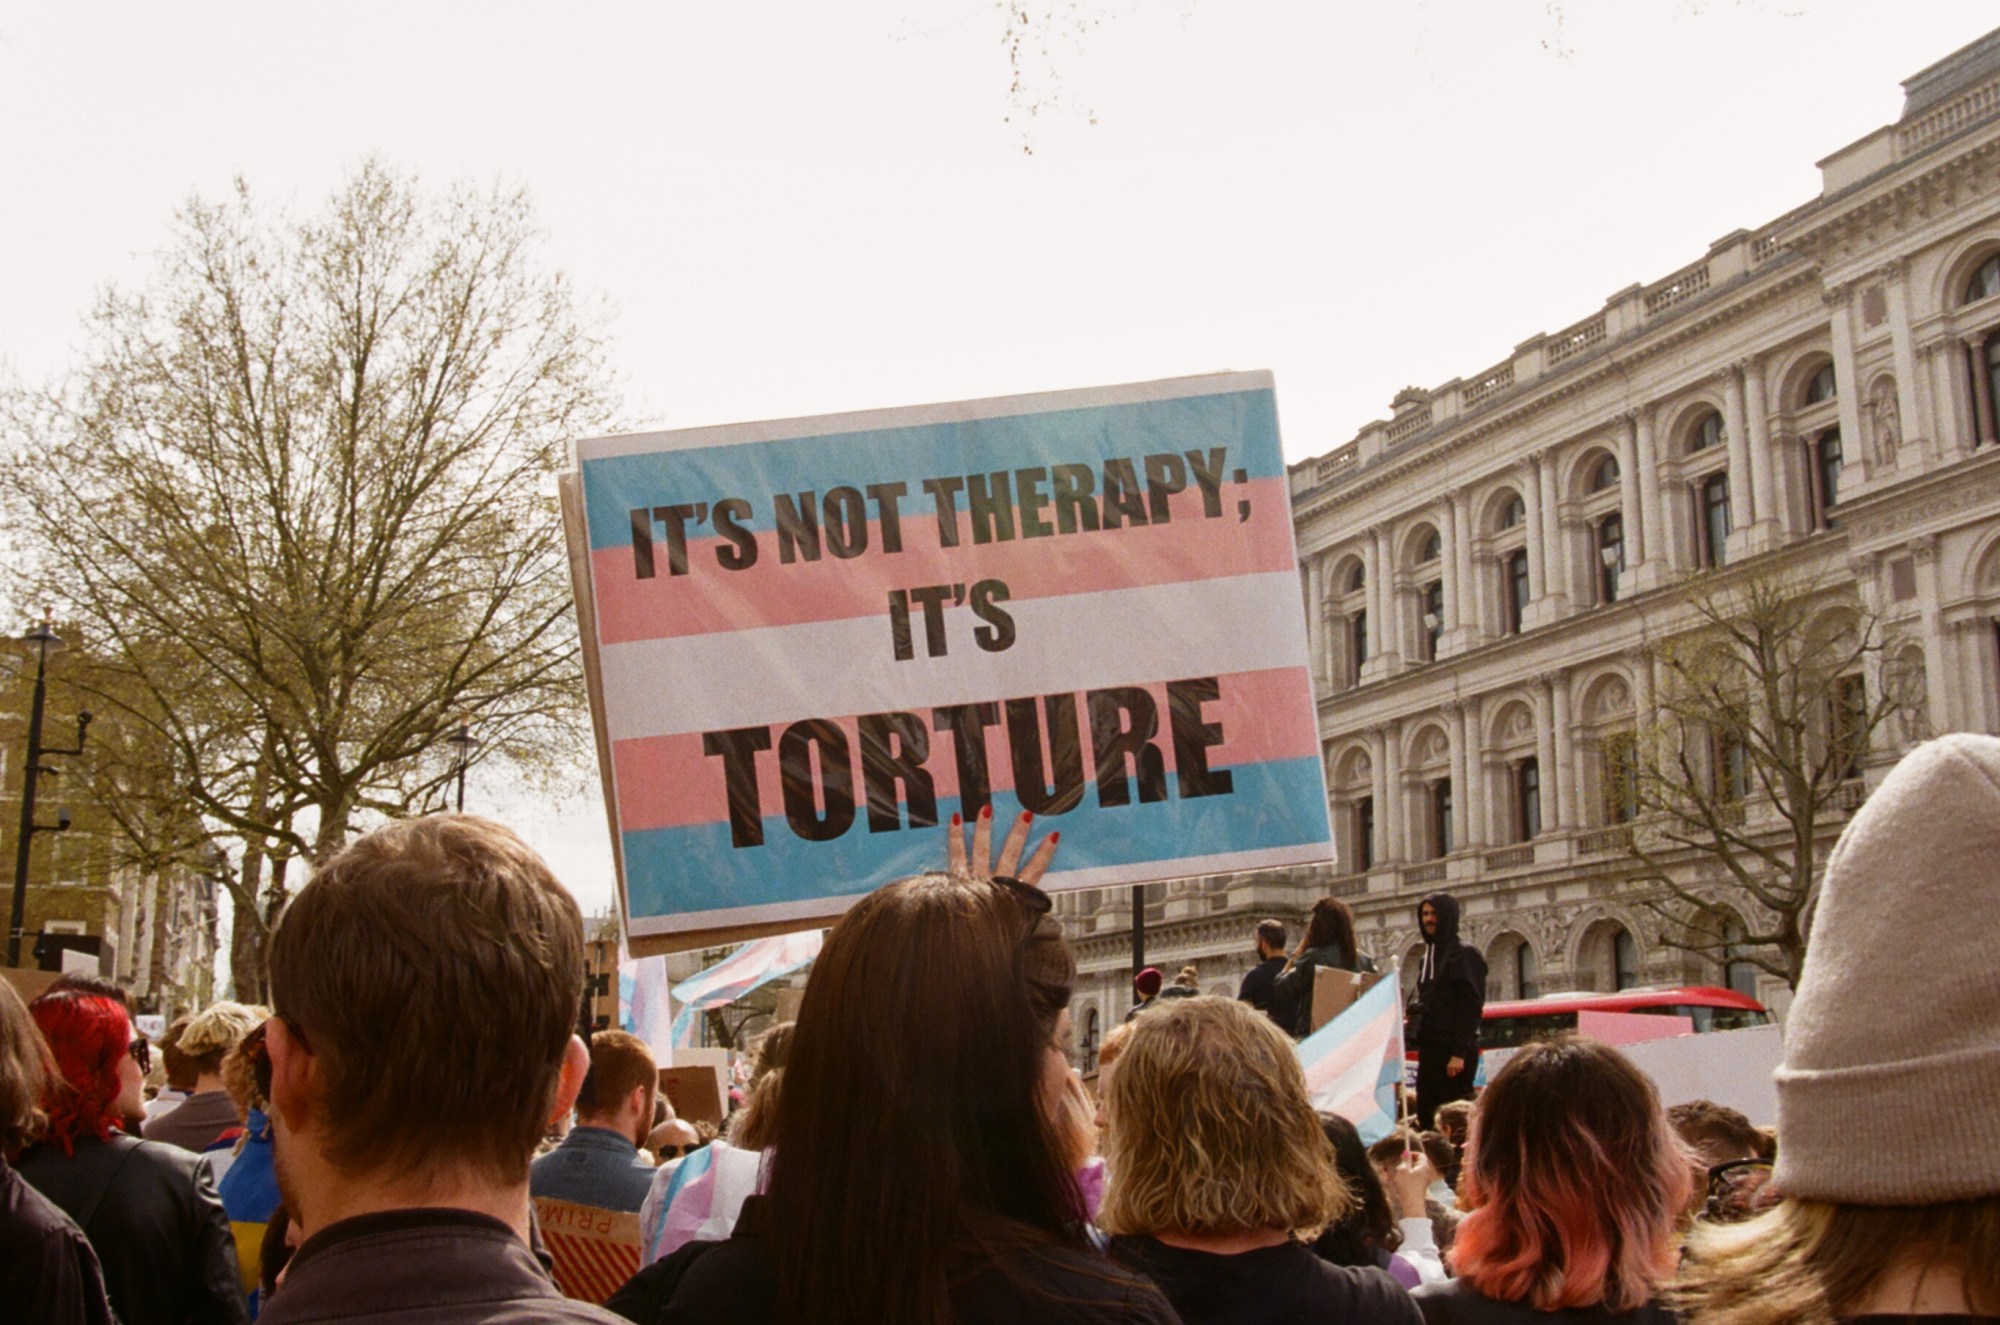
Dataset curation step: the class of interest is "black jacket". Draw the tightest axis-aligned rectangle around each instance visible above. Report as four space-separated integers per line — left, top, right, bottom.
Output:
1270 946 1378 1039
1236 955 1286 1014
1406 892 1486 1059
1108 1235 1418 1325
257 1207 623 1325
1413 1279 1678 1325
610 1196 1181 1325
0 1159 115 1325
17 1133 247 1325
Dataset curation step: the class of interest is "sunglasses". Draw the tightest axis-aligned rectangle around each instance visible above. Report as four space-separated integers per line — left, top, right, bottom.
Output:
989 874 1053 941
128 1037 152 1075
656 1143 702 1159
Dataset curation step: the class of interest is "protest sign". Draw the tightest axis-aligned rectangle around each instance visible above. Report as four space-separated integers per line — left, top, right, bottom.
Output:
659 1061 727 1126
564 372 1333 952
1310 966 1383 1035
532 1198 641 1304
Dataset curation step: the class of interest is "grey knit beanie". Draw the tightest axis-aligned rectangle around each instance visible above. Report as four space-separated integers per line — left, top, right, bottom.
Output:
1773 732 2000 1204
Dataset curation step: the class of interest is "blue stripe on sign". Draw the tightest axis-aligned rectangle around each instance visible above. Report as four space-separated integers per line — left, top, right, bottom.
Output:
580 389 1282 550
620 754 1331 921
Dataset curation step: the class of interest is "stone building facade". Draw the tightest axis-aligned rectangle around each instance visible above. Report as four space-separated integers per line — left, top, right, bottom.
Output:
1058 27 2000 1069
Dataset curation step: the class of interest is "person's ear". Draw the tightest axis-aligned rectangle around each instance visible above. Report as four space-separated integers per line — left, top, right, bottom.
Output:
265 1018 318 1137
549 1035 590 1127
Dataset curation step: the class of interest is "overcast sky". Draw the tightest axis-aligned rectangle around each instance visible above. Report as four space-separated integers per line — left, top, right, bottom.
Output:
3 2 1993 921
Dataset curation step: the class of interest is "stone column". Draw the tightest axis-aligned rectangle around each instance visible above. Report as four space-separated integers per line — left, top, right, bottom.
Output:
1367 726 1389 866
1911 538 1950 735
1539 450 1568 617
1444 701 1468 854
1550 671 1578 829
1965 333 1997 451
1929 340 1967 461
1634 409 1666 584
1882 262 1927 461
1722 366 1757 558
1439 496 1462 654
1304 556 1327 694
1381 720 1405 862
1617 413 1647 566
1447 492 1475 653
1828 289 1868 475
1460 698 1484 850
1533 678 1559 832
1522 455 1548 606
1743 356 1778 550
1629 648 1657 735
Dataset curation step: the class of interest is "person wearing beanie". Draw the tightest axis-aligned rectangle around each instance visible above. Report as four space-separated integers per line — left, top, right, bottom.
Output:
1125 968 1164 1022
1675 733 2000 1324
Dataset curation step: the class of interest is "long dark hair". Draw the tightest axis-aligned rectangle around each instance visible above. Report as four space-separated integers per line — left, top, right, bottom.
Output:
1311 1113 1401 1267
1300 897 1361 969
765 873 1082 1325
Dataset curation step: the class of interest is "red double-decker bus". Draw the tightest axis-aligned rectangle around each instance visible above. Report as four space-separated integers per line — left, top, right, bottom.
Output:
1478 985 1771 1051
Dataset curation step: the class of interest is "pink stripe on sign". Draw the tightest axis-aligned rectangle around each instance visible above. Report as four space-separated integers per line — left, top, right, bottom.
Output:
612 666 1318 833
591 479 1295 645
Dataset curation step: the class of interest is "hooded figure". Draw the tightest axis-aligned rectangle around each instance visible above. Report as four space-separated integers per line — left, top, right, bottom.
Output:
1407 892 1485 1130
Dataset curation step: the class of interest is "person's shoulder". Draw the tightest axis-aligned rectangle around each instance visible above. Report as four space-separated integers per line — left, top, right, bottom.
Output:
979 1241 1182 1324
1306 1252 1423 1323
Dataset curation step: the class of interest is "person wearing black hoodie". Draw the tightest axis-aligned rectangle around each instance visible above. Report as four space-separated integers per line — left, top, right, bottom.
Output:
1406 893 1485 1130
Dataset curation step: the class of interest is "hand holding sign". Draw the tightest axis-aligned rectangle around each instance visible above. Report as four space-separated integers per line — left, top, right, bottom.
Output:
947 806 1058 885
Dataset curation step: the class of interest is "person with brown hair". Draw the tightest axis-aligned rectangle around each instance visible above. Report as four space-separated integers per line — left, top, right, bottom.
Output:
533 1030 661 1213
1235 918 1289 1017
612 811 1177 1325
143 1014 196 1122
1098 995 1418 1325
1667 1100 1772 1226
1675 734 2000 1323
255 814 617 1325
1270 896 1378 1039
1412 1037 1689 1324
1406 893 1485 1130
0 976 115 1325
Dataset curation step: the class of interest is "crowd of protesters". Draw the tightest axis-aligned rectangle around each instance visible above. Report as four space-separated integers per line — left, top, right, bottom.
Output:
0 731 1996 1323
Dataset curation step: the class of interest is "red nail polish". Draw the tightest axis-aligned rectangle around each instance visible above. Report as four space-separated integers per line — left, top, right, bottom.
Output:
1048 831 1060 844
980 805 992 821
951 812 962 827
1021 811 1034 823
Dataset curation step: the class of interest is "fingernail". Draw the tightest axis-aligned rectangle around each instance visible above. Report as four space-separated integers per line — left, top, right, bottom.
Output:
1020 811 1034 824
980 806 992 821
1048 831 1060 844
951 812 962 827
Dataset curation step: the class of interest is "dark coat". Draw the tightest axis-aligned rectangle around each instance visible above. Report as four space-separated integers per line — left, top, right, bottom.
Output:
256 1208 625 1325
1236 954 1287 1014
1271 946 1379 1039
0 1159 115 1325
1407 892 1486 1059
17 1134 247 1325
1412 1279 1678 1325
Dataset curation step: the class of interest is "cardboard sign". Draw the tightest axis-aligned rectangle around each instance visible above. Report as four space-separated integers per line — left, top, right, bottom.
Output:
564 373 1333 952
1311 967 1383 1034
533 1198 641 1304
658 1064 725 1126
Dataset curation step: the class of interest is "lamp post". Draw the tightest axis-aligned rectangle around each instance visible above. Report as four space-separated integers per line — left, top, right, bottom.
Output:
447 724 480 813
8 620 92 968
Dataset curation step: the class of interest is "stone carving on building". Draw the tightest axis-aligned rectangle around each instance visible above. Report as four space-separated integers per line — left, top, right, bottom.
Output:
1870 376 1902 465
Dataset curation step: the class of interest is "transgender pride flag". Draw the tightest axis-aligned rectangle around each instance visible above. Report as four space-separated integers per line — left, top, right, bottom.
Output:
667 931 824 1049
567 373 1335 948
1298 969 1405 1144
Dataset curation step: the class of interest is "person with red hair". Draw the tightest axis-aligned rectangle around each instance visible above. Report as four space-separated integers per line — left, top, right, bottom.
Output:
1412 1036 1688 1325
17 975 247 1325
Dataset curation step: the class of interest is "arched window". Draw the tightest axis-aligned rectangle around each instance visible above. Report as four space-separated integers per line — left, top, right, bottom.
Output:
1080 1005 1101 1071
1501 495 1525 529
1700 473 1732 568
1349 609 1368 684
1614 929 1641 991
1345 562 1365 593
1595 514 1624 606
1506 550 1531 634
1516 943 1540 1001
1354 796 1375 871
1811 429 1843 530
1966 253 2000 305
1804 363 1837 406
1417 528 1442 565
1589 454 1620 492
1515 757 1541 841
1430 778 1454 858
1420 580 1444 660
1692 410 1725 452
1602 730 1640 824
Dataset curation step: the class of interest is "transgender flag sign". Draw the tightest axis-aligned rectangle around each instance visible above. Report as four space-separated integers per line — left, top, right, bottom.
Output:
1298 969 1406 1144
563 373 1334 951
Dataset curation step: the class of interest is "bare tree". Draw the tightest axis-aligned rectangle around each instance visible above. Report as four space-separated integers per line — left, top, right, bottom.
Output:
1622 571 1906 990
4 162 616 994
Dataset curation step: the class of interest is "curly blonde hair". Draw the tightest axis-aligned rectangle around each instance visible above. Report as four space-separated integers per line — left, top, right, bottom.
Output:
1098 995 1350 1239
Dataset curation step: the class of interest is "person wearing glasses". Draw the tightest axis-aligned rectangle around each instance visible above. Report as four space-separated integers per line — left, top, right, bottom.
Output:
610 809 1180 1325
18 974 247 1325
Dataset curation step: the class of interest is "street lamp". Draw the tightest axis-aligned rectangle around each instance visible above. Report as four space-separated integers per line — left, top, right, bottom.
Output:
8 620 92 968
447 724 481 813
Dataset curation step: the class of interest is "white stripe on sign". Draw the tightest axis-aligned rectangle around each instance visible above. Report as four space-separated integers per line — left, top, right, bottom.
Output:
595 572 1311 741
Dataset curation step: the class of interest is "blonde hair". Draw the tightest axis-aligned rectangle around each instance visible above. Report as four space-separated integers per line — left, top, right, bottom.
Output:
179 1002 267 1071
1098 995 1350 1239
1095 1020 1135 1074
1675 1197 2000 1325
